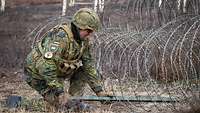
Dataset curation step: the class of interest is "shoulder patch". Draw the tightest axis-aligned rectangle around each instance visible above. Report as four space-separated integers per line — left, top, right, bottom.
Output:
44 52 53 59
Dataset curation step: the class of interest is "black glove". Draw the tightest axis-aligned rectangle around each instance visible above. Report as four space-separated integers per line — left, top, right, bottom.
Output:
96 91 112 97
96 91 113 104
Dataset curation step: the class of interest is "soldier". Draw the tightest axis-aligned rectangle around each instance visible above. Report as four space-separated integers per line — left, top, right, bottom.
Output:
24 8 108 109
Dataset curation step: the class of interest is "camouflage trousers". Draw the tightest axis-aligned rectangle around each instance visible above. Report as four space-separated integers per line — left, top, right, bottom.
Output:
24 68 88 107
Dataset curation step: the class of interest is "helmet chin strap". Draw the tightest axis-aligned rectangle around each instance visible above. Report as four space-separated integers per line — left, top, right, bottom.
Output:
71 22 82 44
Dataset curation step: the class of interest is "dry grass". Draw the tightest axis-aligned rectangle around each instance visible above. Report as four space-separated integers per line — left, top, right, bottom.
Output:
0 70 115 113
0 70 198 113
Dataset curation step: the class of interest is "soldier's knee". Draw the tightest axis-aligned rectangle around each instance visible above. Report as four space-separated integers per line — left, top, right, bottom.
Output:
43 92 58 107
68 87 84 96
42 88 64 104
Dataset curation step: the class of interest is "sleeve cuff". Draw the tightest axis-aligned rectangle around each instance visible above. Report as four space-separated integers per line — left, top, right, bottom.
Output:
48 80 64 88
92 86 103 93
44 87 64 97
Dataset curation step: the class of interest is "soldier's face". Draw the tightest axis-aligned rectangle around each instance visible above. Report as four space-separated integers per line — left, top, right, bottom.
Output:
79 29 93 40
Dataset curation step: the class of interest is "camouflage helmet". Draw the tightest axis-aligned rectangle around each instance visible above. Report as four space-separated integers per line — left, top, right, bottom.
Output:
72 8 101 31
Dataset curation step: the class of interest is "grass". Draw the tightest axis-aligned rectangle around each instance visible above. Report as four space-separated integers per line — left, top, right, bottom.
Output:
0 70 199 113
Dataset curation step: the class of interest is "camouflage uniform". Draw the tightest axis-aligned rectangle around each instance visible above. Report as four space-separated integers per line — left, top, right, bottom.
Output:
24 22 103 106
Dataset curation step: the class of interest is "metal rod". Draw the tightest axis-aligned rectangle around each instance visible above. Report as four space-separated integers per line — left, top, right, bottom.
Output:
71 95 178 103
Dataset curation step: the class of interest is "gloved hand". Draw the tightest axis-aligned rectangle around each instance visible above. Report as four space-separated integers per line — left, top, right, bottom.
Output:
43 90 69 110
57 92 70 107
96 91 112 97
96 91 113 104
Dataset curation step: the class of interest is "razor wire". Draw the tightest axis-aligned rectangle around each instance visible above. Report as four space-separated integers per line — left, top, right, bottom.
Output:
21 1 200 113
102 0 200 30
90 15 200 112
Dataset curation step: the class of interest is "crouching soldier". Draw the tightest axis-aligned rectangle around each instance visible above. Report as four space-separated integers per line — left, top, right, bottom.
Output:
24 8 108 110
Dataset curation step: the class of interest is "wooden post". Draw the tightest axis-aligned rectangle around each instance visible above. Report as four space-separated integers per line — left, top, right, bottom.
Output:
178 0 187 13
99 0 104 13
0 0 5 12
94 0 98 12
183 0 187 13
177 0 181 11
159 0 163 7
62 0 67 16
69 0 75 6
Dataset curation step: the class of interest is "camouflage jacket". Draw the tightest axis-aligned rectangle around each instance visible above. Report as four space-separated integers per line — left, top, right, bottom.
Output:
24 23 102 93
